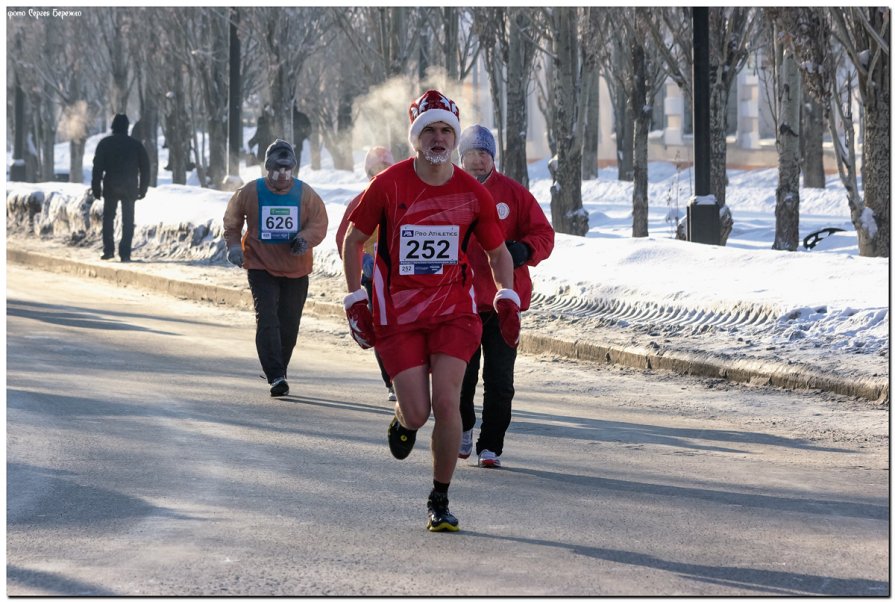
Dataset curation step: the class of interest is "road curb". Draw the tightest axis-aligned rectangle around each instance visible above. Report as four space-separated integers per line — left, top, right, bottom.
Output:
9 248 888 405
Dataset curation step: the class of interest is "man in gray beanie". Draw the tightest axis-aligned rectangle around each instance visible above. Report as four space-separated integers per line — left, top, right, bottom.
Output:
91 113 150 262
223 138 328 397
458 124 497 165
457 124 555 469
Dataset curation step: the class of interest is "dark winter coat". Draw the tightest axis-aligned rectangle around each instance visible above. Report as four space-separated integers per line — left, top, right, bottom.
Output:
91 129 150 201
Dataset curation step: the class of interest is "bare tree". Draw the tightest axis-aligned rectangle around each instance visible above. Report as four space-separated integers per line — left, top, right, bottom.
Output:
621 8 667 238
778 7 889 257
30 15 104 183
421 8 479 83
473 8 546 188
250 8 331 144
800 87 827 189
11 19 59 181
129 8 169 187
228 7 242 178
830 7 890 257
768 16 802 251
545 7 589 236
94 9 134 113
599 12 636 182
304 35 362 171
185 7 229 188
332 7 424 160
580 9 610 180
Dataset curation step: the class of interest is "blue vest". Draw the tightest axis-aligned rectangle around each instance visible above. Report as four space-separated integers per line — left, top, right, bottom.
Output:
256 178 302 243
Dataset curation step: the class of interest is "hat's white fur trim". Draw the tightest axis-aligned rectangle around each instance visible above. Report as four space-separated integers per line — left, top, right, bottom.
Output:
408 108 461 151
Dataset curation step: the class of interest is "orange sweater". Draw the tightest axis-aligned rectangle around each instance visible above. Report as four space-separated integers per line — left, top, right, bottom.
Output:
223 178 328 278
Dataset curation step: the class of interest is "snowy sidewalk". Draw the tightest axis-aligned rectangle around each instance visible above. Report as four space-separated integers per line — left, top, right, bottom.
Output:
7 235 888 404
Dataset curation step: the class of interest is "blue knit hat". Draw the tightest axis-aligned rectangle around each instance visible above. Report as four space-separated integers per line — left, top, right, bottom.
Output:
458 125 496 160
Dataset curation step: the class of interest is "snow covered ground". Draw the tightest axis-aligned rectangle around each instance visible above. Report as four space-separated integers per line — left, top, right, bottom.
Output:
5 130 890 393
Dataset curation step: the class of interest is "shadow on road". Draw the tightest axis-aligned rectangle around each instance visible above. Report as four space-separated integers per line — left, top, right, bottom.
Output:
501 465 887 521
460 530 889 596
510 407 853 455
7 564 118 596
7 461 200 527
7 298 220 330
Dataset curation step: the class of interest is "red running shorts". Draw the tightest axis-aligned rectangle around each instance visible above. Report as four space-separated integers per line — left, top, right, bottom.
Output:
375 314 483 379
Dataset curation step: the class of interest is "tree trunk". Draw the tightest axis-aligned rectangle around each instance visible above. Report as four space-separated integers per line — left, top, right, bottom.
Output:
482 34 507 164
418 13 430 83
137 85 160 188
270 62 292 141
204 10 229 189
329 91 355 171
228 8 242 177
581 68 599 180
709 82 734 243
69 138 85 184
109 10 130 113
166 65 190 185
309 124 322 170
11 66 27 181
800 90 825 188
38 94 56 182
860 70 890 258
631 28 650 238
504 10 530 189
773 46 801 251
443 8 459 81
549 8 588 236
384 8 409 160
143 107 159 188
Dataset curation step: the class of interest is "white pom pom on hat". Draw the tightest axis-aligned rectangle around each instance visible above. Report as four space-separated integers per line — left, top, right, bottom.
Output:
407 90 461 152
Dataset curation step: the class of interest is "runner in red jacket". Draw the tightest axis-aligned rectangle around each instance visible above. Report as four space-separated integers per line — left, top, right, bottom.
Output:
457 125 555 468
335 146 396 402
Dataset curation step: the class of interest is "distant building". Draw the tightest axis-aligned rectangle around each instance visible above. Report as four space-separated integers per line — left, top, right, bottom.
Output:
463 49 856 173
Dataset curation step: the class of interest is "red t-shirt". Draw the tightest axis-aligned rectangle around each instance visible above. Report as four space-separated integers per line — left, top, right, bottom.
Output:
349 158 505 327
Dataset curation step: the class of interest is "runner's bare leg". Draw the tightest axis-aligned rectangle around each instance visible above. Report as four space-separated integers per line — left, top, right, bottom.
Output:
429 353 465 483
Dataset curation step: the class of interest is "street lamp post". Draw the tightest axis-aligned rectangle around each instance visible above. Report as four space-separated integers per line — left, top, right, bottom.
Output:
688 7 721 245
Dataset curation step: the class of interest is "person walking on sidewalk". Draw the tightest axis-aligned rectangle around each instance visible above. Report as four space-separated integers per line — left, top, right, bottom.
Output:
335 146 396 402
223 139 328 397
457 125 555 468
341 90 520 532
91 113 150 263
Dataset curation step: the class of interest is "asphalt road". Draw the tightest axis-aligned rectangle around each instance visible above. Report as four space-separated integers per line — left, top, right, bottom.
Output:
6 263 889 596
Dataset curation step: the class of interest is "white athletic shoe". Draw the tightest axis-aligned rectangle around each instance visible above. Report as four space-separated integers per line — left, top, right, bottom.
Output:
459 428 473 459
387 386 397 402
478 449 501 468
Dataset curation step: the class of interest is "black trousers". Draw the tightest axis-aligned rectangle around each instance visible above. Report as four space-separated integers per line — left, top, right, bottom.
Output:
247 269 309 383
102 197 136 259
459 311 517 456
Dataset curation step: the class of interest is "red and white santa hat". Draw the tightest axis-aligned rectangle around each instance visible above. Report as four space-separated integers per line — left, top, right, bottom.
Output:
408 89 461 151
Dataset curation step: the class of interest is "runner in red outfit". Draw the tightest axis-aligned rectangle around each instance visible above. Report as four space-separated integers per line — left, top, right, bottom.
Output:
457 125 555 468
342 90 519 532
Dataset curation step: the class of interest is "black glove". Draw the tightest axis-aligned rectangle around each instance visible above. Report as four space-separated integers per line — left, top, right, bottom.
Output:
92 188 101 199
290 236 308 256
505 240 530 268
227 245 244 267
